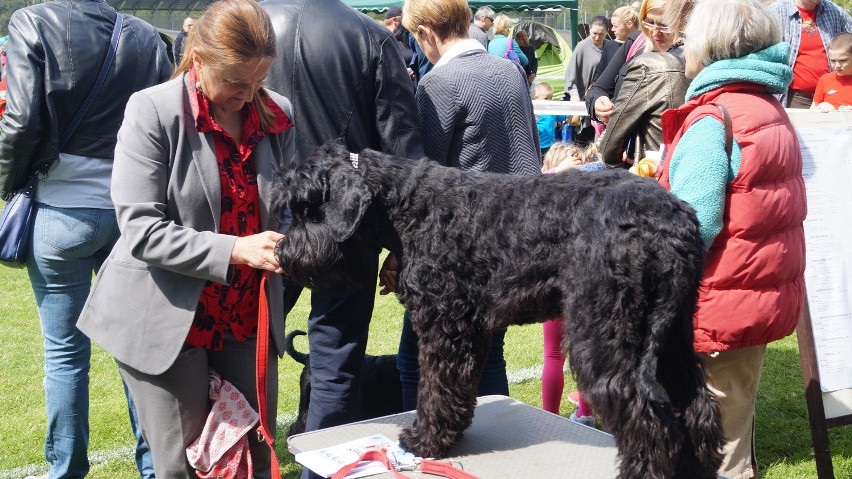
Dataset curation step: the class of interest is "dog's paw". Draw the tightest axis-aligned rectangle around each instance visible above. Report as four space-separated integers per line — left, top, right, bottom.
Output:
398 425 454 459
398 427 424 456
398 426 443 458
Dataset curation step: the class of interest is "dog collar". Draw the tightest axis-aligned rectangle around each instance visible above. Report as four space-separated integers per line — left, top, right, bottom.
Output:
350 152 359 169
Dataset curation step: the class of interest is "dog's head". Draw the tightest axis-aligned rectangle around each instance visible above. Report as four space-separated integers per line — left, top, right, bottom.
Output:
273 139 374 288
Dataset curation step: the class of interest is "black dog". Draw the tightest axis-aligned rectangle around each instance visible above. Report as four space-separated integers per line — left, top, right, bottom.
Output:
284 329 403 436
274 140 724 478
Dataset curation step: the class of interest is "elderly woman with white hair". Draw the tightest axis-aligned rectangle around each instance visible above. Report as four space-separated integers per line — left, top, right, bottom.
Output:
656 0 806 477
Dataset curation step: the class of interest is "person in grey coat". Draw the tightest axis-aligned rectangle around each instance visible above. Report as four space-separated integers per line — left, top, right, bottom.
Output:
77 0 294 476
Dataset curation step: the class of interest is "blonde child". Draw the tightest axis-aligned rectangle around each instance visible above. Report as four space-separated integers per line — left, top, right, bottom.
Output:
542 141 603 173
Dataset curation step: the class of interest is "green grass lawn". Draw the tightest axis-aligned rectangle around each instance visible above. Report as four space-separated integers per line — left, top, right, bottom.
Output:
1 261 850 478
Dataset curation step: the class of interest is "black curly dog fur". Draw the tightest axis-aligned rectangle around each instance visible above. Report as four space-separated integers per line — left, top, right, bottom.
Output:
284 329 403 436
274 140 724 478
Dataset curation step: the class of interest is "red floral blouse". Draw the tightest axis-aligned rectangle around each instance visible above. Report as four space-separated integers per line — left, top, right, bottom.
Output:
184 68 292 350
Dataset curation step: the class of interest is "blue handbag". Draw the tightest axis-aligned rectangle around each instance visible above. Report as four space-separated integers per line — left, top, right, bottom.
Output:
503 38 522 65
0 13 124 267
0 175 38 266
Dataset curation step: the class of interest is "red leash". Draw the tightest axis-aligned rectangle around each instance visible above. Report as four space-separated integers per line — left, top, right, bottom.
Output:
330 448 481 479
256 272 281 479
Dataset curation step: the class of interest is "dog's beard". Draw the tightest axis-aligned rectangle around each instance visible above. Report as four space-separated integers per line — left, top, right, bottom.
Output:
276 222 343 288
276 222 370 289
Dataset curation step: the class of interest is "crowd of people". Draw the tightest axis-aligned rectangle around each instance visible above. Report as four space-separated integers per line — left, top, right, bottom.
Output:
0 0 850 478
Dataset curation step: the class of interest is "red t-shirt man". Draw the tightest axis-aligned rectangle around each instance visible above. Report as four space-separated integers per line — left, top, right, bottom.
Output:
791 6 829 93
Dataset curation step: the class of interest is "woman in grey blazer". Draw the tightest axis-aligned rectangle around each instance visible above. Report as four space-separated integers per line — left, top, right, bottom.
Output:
77 0 294 476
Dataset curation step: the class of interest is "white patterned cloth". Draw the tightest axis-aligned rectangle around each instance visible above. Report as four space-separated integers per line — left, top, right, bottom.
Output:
187 371 259 479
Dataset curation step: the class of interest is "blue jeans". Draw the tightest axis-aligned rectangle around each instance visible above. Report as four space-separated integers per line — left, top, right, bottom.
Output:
26 204 155 479
397 310 508 411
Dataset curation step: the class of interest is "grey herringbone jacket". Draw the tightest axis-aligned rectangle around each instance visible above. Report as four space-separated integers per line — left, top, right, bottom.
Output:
416 49 541 176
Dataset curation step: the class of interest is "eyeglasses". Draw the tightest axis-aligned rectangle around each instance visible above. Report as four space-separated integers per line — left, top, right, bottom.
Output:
642 21 672 33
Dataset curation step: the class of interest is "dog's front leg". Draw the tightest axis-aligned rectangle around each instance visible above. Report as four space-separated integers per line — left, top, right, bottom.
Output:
398 320 487 458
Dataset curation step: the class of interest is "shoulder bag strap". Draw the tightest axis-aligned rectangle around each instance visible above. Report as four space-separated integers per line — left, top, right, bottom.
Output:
57 13 124 151
505 38 513 56
711 102 733 159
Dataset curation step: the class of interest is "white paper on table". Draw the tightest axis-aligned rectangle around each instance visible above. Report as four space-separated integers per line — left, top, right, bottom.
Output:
294 433 416 478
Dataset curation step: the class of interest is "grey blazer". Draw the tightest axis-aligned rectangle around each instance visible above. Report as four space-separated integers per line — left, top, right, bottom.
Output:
77 75 295 375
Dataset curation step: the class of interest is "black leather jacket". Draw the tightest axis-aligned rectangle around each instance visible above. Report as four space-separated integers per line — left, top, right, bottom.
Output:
261 0 423 166
598 50 689 168
0 0 172 199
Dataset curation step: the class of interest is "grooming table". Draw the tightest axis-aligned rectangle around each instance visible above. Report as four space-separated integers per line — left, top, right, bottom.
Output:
287 395 619 478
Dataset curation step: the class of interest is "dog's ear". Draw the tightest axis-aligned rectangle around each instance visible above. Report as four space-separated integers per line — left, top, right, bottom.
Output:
324 162 372 242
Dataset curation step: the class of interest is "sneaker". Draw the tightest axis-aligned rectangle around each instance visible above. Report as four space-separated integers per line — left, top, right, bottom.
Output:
567 390 581 405
569 411 596 428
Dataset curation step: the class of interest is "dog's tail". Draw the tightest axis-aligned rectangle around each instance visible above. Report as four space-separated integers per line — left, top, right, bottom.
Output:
566 189 723 479
640 262 724 479
632 205 724 479
284 329 310 366
631 206 724 479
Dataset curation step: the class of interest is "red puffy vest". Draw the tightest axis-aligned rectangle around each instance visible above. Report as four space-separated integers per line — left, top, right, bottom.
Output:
658 83 807 353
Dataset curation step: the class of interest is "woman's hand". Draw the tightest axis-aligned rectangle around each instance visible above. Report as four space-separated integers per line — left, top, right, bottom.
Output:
230 231 285 273
379 252 398 295
595 96 614 124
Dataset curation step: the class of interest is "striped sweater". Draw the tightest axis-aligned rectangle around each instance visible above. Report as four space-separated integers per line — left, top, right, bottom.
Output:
416 49 541 175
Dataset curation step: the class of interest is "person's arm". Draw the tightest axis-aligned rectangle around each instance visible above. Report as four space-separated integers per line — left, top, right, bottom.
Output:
832 2 852 32
668 117 738 248
234 92 295 272
529 47 539 75
584 35 633 120
156 33 174 81
173 33 184 65
416 73 455 166
592 41 618 84
810 74 837 111
375 34 424 159
513 41 529 66
563 48 580 101
0 10 45 197
597 58 651 168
